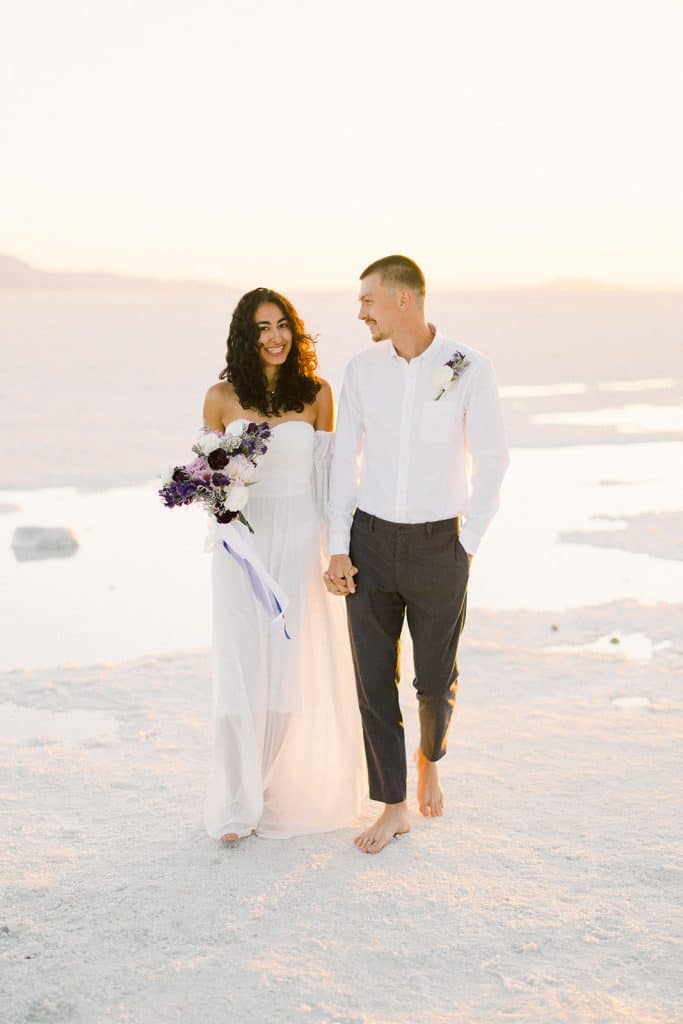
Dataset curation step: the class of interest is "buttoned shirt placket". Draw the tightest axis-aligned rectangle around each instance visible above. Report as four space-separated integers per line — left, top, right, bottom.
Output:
394 352 420 521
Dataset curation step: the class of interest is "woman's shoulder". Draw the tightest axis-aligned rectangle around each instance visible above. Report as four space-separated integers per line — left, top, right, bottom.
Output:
313 376 334 410
203 380 241 430
205 379 234 401
204 379 239 413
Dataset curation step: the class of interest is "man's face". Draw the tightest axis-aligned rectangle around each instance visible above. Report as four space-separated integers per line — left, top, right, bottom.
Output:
357 273 401 342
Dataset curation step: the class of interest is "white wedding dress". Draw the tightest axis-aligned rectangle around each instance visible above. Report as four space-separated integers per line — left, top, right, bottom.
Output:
204 419 366 839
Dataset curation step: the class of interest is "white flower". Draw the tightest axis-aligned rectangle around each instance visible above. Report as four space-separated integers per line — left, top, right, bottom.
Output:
160 466 176 487
225 484 249 511
196 432 222 456
222 433 241 453
227 454 257 485
434 365 453 390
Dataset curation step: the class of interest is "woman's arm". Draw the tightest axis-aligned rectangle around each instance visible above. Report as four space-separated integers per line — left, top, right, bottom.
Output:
314 378 335 431
202 383 229 432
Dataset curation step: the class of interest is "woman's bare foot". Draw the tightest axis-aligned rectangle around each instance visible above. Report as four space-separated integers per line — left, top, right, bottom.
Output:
354 802 411 854
416 748 444 817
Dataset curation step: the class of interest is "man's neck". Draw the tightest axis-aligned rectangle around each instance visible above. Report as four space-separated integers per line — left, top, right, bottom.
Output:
391 321 435 363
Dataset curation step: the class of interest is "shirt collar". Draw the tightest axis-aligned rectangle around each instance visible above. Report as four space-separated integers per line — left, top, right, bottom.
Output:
388 324 444 363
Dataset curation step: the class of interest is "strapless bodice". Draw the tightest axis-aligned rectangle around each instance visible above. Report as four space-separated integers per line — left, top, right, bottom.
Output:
225 419 318 499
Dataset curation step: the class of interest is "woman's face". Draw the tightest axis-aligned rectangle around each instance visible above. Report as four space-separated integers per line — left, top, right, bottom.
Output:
253 302 293 370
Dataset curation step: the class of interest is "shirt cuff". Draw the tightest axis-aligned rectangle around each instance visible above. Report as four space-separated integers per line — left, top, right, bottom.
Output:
328 531 350 556
458 525 480 556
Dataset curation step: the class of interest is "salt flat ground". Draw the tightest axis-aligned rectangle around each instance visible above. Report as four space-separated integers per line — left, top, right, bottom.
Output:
2 601 681 1024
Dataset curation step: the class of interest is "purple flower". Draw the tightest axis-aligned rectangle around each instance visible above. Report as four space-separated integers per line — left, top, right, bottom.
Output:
211 472 230 486
159 479 199 508
186 456 208 474
446 351 468 371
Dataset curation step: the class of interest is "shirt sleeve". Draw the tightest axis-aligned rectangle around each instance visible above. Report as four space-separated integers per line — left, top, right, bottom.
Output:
459 357 510 555
311 430 334 559
328 359 364 555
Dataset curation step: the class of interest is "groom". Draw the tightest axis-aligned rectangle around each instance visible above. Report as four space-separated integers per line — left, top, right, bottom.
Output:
324 255 509 854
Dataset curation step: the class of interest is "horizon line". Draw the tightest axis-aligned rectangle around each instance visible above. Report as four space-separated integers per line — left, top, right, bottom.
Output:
2 252 683 295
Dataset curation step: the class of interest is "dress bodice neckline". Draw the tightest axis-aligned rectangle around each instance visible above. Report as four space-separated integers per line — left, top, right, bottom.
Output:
224 418 315 435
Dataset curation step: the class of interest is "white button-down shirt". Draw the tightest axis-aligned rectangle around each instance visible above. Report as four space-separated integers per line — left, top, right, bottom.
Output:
329 329 509 556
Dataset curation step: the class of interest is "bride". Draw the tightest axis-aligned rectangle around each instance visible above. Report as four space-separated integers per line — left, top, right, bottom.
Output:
202 287 366 842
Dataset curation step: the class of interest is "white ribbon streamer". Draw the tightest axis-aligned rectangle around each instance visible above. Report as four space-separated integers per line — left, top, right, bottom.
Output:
216 519 292 639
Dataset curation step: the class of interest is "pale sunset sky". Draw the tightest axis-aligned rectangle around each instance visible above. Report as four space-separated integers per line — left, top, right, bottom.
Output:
2 0 682 290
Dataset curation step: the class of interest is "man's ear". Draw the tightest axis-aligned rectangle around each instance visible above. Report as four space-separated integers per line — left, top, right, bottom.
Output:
398 288 413 311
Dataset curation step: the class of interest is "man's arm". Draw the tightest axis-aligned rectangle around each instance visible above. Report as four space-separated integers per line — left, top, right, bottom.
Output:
325 361 364 595
328 360 364 555
459 358 510 556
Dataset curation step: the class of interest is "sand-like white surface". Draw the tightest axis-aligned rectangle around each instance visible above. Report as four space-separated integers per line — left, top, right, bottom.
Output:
2 601 681 1024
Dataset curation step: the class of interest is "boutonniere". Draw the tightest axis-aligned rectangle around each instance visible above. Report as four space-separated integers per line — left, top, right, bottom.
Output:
434 351 470 401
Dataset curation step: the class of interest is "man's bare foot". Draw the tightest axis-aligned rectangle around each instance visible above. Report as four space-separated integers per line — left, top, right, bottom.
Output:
354 803 410 854
416 748 444 817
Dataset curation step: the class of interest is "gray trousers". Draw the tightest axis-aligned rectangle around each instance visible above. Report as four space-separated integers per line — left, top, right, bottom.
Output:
346 508 469 804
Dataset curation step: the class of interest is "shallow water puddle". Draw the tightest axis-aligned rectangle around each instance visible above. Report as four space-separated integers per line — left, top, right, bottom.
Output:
1 441 682 669
611 696 653 709
531 403 683 433
546 632 673 662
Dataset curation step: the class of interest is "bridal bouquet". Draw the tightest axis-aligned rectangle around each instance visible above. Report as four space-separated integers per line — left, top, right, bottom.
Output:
158 421 271 532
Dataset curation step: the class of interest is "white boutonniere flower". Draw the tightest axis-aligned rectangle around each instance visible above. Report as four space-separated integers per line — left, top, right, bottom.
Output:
434 351 470 400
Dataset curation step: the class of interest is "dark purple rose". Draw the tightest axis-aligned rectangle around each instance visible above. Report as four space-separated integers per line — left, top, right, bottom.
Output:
212 472 230 486
216 509 237 524
207 448 228 470
172 467 189 482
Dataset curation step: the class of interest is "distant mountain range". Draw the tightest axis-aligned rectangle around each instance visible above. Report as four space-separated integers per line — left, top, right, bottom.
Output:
1 252 678 294
0 253 222 291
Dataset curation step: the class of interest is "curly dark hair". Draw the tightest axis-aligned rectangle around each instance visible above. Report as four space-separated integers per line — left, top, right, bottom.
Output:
219 287 321 416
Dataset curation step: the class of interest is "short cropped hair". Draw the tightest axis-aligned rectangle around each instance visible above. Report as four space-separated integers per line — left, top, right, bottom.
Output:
359 254 426 297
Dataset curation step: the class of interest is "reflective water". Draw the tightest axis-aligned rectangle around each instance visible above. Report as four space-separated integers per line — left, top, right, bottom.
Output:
532 404 683 433
500 379 676 399
611 696 653 710
500 383 587 398
1 441 681 671
546 632 672 662
597 378 676 393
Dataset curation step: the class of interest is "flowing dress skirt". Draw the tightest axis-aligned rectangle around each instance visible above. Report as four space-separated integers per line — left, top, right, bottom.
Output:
204 423 366 838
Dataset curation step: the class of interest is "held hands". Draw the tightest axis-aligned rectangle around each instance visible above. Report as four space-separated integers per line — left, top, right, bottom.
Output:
323 554 359 596
323 547 470 597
